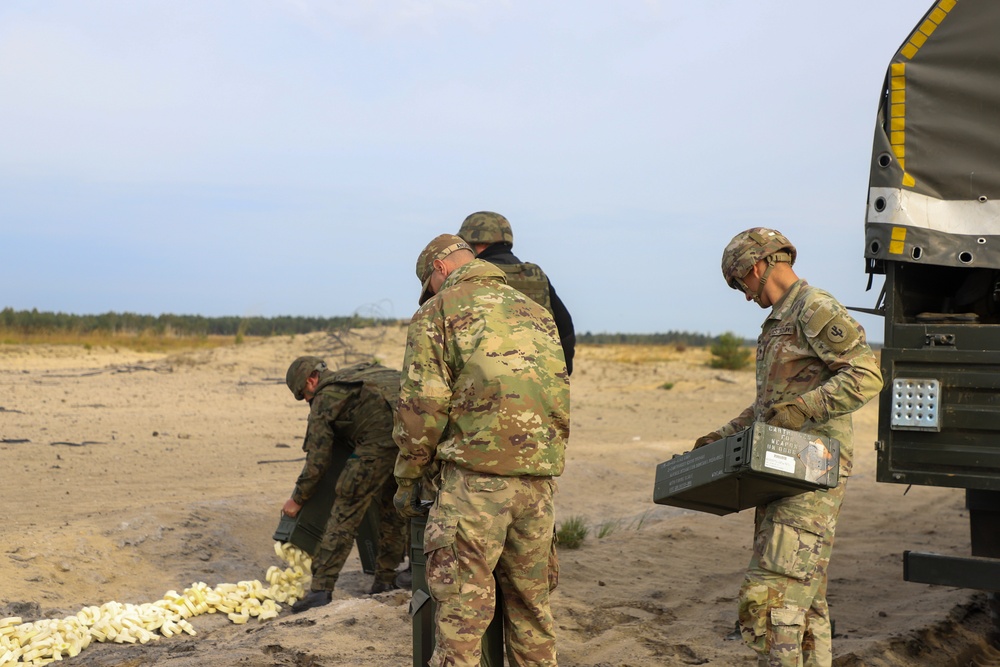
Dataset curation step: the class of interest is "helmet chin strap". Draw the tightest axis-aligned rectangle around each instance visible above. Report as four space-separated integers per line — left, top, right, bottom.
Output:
752 258 778 306
752 251 794 306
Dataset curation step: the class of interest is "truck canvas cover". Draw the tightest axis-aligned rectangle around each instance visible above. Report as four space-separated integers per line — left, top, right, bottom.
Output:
865 0 1000 271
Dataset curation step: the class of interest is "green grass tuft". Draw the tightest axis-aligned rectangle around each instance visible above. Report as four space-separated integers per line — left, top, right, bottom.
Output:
556 515 589 549
596 519 620 539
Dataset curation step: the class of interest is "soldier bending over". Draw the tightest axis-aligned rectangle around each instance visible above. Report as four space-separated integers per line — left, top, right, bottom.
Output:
282 357 408 612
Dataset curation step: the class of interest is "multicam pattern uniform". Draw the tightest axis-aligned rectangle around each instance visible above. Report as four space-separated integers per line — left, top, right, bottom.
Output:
394 259 570 667
292 362 408 592
711 280 883 667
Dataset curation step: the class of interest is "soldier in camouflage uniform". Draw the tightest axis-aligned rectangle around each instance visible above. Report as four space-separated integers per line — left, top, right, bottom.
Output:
393 234 570 667
281 357 408 612
694 228 883 667
457 211 576 375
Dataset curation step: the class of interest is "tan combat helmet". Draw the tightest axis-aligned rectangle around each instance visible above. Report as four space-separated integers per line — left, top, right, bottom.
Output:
721 227 797 293
457 211 514 246
285 356 328 400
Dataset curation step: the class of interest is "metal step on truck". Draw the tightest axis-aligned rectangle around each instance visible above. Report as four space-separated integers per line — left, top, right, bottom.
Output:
863 0 1000 608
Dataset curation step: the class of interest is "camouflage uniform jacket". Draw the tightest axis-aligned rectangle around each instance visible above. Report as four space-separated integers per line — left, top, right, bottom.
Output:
393 259 570 481
292 362 399 505
715 280 882 477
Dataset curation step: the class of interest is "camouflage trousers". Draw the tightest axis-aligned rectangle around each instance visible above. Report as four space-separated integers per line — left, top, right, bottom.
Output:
311 451 407 591
424 463 558 667
739 480 847 667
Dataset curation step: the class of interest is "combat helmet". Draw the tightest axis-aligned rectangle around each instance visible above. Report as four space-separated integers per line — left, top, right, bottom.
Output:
721 227 796 292
457 211 514 246
286 356 328 400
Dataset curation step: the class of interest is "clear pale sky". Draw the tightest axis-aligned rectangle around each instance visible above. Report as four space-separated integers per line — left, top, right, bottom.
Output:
0 1 931 340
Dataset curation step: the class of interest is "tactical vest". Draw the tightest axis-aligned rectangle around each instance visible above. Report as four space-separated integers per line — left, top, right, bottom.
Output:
323 361 400 409
498 262 553 315
315 361 400 452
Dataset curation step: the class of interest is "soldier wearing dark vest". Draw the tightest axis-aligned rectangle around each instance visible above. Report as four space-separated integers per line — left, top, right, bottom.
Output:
281 357 408 612
457 211 576 375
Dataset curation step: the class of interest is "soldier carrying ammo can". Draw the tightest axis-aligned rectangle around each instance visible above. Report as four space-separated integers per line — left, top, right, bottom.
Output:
694 228 883 666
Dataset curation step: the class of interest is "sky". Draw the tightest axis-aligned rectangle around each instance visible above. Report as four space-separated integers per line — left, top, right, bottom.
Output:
0 1 931 340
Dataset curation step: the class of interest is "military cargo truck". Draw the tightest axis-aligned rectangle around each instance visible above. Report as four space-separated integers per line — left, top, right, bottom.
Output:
863 0 1000 592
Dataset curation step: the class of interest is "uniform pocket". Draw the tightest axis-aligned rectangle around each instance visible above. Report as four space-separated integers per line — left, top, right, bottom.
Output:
768 605 807 652
424 516 461 599
771 606 805 627
465 475 509 493
759 521 823 581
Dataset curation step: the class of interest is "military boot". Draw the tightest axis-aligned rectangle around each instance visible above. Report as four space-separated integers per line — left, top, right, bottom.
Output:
370 579 400 595
395 565 413 590
290 590 332 613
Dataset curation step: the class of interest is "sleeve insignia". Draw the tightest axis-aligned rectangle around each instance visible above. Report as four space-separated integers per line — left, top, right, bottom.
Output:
822 316 859 353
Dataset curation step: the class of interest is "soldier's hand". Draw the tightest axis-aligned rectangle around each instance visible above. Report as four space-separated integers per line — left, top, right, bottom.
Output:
765 400 810 431
693 431 723 449
282 498 302 518
393 477 425 518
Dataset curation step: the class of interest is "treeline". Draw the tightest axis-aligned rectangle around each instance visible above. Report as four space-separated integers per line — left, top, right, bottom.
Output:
2 308 748 346
0 308 396 337
578 331 736 346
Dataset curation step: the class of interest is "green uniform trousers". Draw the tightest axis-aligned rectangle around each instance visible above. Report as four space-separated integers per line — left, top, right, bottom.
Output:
311 452 407 590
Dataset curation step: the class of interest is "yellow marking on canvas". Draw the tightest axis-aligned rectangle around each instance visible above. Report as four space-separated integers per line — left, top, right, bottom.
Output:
891 1 960 189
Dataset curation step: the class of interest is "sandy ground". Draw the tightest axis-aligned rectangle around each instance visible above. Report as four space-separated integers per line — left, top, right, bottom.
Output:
1 327 997 666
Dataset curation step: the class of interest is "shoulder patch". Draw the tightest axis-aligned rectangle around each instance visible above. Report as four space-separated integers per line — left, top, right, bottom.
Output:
802 302 836 339
821 315 859 353
802 299 860 353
